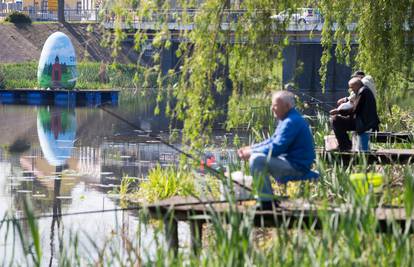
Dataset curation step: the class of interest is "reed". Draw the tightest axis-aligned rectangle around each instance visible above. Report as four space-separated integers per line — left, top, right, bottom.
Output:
1 157 413 265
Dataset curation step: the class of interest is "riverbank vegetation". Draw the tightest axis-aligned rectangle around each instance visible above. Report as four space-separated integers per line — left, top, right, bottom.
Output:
0 62 158 90
2 0 414 265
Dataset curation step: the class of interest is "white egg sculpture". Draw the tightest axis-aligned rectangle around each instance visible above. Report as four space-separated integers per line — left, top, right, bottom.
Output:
37 32 78 89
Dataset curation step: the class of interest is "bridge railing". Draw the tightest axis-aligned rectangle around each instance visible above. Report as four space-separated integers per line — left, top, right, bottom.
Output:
103 9 323 25
0 8 325 28
0 8 99 22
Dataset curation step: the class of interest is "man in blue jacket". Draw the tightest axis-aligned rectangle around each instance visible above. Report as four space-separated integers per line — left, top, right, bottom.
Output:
237 91 315 208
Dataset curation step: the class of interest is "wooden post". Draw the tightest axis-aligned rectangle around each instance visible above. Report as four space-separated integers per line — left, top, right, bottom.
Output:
164 216 178 255
189 220 203 255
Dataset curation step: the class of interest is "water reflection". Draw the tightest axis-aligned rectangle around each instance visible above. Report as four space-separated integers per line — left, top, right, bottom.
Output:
37 107 76 167
37 106 75 266
0 103 182 263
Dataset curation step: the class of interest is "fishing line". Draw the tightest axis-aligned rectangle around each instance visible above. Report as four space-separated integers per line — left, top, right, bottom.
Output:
97 103 253 193
289 89 336 114
97 90 337 188
0 198 257 224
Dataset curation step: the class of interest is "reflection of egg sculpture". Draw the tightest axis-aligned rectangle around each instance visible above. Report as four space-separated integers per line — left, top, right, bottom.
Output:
37 32 78 89
37 107 77 166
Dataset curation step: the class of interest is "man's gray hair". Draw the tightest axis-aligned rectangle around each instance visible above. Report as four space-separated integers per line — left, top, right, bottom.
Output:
272 90 295 108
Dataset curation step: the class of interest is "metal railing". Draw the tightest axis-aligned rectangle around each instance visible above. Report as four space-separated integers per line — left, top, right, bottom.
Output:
0 8 325 26
0 8 99 22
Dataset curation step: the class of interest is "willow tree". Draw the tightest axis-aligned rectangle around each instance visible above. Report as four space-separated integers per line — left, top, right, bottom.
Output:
106 0 414 147
319 0 414 113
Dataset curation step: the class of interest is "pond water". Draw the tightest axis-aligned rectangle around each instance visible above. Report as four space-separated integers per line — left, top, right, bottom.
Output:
0 94 191 264
0 90 348 264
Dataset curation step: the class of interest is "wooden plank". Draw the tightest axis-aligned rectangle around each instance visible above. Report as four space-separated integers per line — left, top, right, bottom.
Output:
318 148 414 165
324 133 413 149
370 132 413 143
146 197 414 228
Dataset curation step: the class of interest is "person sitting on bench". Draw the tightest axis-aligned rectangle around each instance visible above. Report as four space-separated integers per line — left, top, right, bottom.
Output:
331 77 380 151
237 91 316 209
330 71 376 115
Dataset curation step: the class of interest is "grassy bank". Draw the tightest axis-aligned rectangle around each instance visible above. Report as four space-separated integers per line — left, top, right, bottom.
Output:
0 62 158 90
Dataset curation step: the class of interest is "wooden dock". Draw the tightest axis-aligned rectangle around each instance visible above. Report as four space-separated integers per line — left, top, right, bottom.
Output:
0 88 119 106
369 132 413 143
145 196 414 254
324 133 413 151
318 148 414 165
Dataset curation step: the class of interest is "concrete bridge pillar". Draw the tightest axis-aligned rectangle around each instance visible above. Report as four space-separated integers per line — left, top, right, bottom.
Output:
282 44 352 92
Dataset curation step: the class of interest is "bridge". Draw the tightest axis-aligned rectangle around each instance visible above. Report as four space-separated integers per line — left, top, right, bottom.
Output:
99 9 355 91
100 9 356 44
0 7 355 91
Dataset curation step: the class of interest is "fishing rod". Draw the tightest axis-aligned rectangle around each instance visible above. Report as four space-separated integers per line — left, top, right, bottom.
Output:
291 90 335 114
283 83 337 114
97 103 253 193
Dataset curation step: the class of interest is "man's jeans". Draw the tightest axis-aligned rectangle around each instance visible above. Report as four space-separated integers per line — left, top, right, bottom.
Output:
331 115 356 150
249 153 304 201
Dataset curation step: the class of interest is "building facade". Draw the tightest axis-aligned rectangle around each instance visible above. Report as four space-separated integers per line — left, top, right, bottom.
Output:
20 0 95 12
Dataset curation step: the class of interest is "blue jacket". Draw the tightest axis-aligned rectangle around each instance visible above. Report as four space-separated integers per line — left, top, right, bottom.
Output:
251 108 315 172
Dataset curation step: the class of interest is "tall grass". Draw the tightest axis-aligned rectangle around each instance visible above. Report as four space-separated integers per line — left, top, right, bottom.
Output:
2 160 414 265
0 62 158 90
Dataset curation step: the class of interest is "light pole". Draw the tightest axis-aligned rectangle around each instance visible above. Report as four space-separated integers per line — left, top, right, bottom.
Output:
58 0 64 22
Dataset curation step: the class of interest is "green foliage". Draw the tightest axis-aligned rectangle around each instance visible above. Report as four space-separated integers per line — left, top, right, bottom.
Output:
0 62 37 88
311 111 331 148
104 0 414 146
0 62 159 90
5 11 32 24
319 0 414 111
134 164 197 203
2 162 414 265
379 104 414 132
226 92 273 132
0 67 4 89
107 0 304 148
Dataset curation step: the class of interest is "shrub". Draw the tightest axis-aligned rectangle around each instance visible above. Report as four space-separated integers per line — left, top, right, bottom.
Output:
134 165 197 203
0 67 5 90
5 12 31 24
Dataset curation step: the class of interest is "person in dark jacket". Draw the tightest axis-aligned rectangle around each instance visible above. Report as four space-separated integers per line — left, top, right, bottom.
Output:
331 77 380 151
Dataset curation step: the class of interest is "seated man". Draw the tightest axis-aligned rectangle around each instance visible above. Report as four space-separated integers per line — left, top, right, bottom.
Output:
331 77 380 151
330 71 376 115
237 91 316 208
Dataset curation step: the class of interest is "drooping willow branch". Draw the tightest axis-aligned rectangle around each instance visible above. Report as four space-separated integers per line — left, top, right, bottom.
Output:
105 0 414 146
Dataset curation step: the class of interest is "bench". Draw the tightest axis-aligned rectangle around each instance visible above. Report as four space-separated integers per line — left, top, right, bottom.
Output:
324 132 413 151
318 148 414 165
